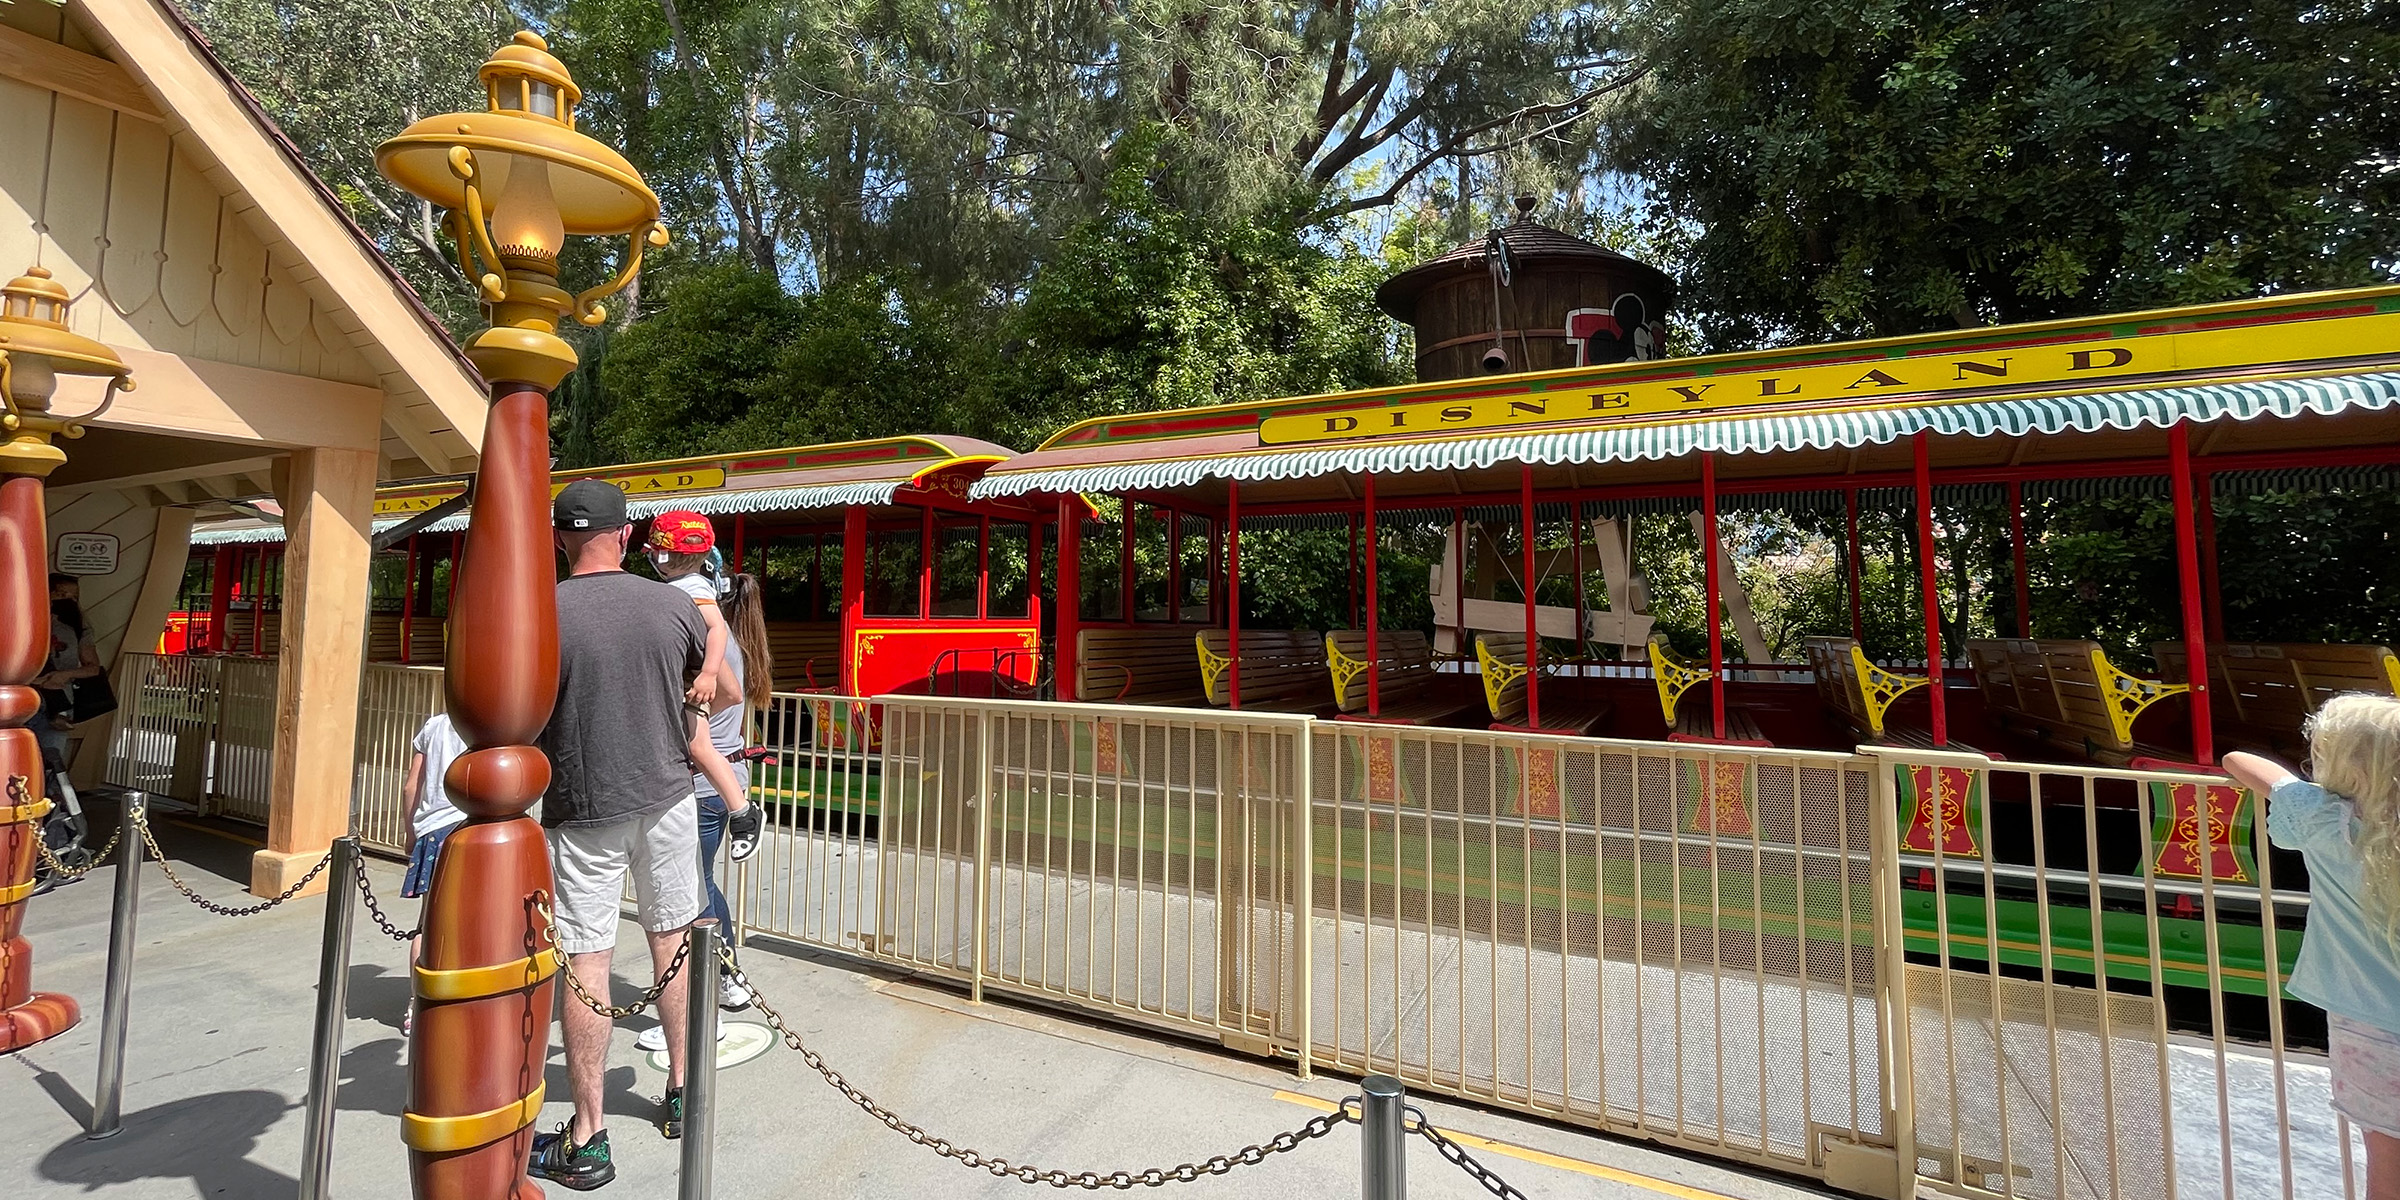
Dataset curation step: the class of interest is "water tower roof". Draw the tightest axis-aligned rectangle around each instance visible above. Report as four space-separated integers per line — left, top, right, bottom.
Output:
1374 218 1675 323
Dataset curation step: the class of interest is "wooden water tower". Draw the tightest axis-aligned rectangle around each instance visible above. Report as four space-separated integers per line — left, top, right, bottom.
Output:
1376 198 1675 382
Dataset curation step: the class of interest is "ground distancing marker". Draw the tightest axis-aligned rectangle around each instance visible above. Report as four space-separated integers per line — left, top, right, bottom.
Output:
1271 1090 1738 1200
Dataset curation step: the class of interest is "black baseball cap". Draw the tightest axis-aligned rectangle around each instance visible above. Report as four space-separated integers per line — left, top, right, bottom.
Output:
553 479 629 531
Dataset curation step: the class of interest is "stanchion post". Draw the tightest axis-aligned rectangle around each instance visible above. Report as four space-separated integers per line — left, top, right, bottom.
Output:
296 838 360 1199
88 798 143 1139
679 920 719 1200
1361 1074 1406 1200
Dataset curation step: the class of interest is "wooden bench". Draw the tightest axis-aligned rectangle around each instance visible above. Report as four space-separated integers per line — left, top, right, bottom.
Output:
1648 636 1768 745
766 621 842 692
1326 629 1481 725
1473 634 1614 735
1803 636 1959 750
1196 629 1334 713
1078 627 1211 707
1966 638 2188 766
2154 641 2400 756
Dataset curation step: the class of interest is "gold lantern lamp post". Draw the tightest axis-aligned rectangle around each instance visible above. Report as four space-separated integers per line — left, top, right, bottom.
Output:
0 265 133 1054
373 31 664 1198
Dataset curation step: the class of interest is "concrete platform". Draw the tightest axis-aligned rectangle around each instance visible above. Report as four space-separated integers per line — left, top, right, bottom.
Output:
1 798 1841 1200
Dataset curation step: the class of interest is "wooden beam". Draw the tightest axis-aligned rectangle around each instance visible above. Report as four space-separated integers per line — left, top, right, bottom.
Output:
0 21 164 123
57 347 383 452
49 454 277 500
383 401 456 475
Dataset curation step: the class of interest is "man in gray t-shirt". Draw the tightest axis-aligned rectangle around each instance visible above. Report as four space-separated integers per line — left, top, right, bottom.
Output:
528 480 709 1188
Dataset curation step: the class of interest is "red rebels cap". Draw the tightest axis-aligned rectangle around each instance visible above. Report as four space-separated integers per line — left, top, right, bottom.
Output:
647 511 716 554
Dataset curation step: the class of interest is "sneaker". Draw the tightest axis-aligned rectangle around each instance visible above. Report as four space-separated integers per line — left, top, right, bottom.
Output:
528 1124 614 1190
661 1088 683 1140
727 805 762 862
634 1022 727 1053
718 973 752 1011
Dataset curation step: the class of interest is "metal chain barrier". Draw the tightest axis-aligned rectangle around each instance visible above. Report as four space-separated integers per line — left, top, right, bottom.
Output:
534 895 690 1018
351 859 418 941
34 822 121 881
720 947 1358 1188
134 808 335 917
1406 1105 1530 1200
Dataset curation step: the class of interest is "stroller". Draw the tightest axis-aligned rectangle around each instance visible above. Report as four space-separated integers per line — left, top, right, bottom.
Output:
27 722 94 896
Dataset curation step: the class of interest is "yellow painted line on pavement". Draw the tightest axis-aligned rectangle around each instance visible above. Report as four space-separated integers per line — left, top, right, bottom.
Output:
1272 1091 1738 1200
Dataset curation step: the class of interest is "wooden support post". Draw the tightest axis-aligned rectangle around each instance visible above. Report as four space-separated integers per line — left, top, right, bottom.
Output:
1227 482 1242 709
1055 498 1079 702
1912 432 1949 746
2008 481 2031 638
252 446 376 898
1702 454 1725 739
1521 463 1539 729
2170 423 2215 764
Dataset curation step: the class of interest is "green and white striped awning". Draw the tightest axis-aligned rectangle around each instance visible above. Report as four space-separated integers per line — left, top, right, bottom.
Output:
188 481 907 548
971 371 2400 499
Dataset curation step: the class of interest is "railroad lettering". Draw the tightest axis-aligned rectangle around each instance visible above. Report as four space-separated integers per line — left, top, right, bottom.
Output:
1953 358 2012 380
1508 400 1547 417
1670 384 1714 404
1758 378 1800 396
2070 347 2133 371
1847 369 1905 389
1322 416 1359 433
1388 410 1410 427
1587 392 1630 411
1441 405 1474 422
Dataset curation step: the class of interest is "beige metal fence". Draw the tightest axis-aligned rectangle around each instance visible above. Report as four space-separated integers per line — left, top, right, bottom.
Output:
351 664 446 854
104 651 276 821
1868 745 2365 1200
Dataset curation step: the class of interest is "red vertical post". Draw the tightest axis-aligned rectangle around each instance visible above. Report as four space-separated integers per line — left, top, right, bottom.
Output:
1364 474 1381 716
1227 482 1242 709
399 534 419 664
1844 488 1863 644
1166 508 1182 624
1120 505 1135 623
841 507 868 693
1570 501 1585 657
976 516 991 620
2196 468 2225 643
2169 423 2215 764
917 507 935 619
1702 454 1725 739
1055 497 1080 701
1912 432 1949 746
1520 463 1540 729
2008 481 2031 638
732 514 747 574
208 545 238 652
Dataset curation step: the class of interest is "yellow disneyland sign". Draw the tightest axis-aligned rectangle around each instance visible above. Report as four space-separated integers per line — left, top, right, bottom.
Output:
372 468 728 518
1257 308 2400 447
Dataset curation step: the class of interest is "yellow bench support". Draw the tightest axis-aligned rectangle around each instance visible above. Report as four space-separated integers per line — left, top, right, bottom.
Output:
1849 643 1930 738
1647 637 1710 724
1475 638 1527 717
1326 633 1369 710
2091 647 2189 747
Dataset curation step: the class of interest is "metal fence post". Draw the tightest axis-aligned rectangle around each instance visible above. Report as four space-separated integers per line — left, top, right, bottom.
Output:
1293 722 1314 1080
969 707 992 1004
88 798 144 1139
297 837 360 1198
1361 1074 1406 1200
679 920 720 1200
1865 752 1918 1197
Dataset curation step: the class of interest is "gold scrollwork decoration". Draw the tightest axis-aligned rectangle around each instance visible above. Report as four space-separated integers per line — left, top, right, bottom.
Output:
572 222 669 327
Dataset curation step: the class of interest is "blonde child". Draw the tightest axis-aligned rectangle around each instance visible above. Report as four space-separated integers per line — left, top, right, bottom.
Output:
2224 694 2400 1200
398 709 467 1034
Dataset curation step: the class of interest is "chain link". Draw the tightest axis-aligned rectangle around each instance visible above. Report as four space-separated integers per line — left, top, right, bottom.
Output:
352 858 418 941
34 822 120 881
534 896 689 1018
1406 1106 1530 1200
721 946 1357 1188
134 807 335 916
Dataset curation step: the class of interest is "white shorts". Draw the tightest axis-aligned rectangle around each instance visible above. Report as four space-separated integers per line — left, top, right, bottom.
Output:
2330 1015 2400 1140
547 800 701 956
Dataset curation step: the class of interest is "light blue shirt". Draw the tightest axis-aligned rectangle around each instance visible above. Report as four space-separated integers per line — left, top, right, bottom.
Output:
2268 779 2400 1034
